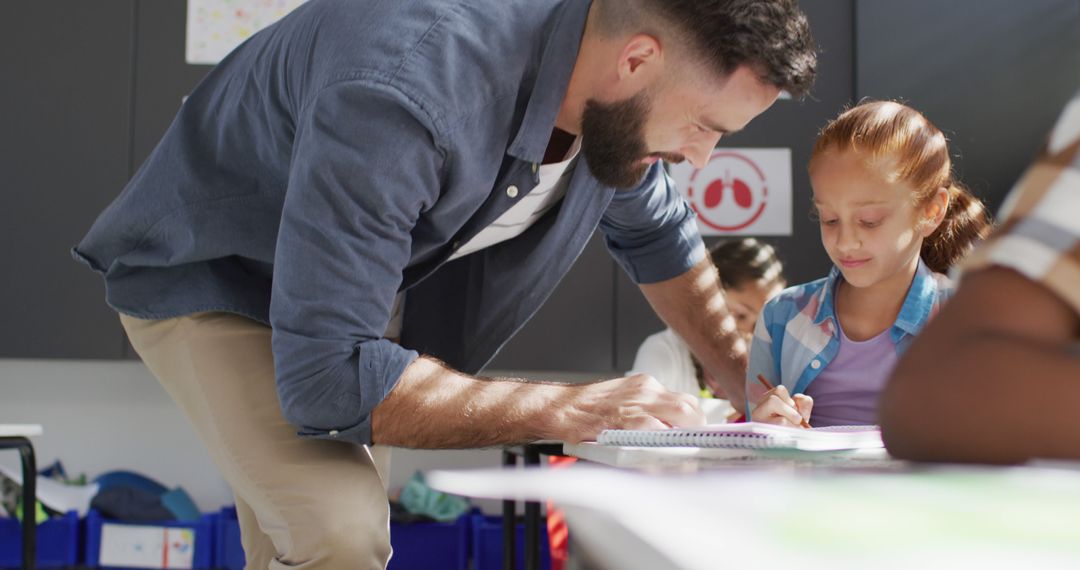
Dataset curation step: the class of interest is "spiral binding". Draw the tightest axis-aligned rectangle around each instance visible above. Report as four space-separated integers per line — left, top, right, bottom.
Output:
596 429 794 449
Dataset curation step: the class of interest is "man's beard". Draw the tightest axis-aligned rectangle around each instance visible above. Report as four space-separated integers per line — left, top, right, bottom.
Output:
580 90 685 190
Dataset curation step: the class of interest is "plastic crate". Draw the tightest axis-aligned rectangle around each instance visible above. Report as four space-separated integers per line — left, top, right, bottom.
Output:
85 509 213 569
0 510 80 568
471 514 551 570
388 510 472 570
214 506 473 570
213 507 243 570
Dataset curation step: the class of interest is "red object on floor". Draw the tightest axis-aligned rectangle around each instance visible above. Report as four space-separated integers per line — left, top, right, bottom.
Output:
545 455 577 570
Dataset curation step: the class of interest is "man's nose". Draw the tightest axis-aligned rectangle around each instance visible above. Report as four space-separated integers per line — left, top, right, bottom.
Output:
684 132 723 169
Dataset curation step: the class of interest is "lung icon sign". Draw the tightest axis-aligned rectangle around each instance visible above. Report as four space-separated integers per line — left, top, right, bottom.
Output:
669 148 792 236
687 151 768 231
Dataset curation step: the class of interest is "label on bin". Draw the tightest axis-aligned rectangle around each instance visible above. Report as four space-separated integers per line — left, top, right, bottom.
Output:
99 523 196 569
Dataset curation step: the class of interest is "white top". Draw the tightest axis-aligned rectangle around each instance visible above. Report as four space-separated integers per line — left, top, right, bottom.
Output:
629 329 735 423
0 424 43 437
384 138 581 339
630 329 700 395
448 137 580 260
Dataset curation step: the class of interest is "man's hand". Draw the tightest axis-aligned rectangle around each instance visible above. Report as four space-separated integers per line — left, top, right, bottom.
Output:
554 374 706 444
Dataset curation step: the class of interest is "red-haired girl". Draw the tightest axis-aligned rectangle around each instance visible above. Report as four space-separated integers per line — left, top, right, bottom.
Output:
748 101 992 427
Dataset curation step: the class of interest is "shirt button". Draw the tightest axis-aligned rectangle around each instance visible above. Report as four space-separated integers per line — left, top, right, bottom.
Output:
810 360 821 370
452 240 461 250
329 430 339 437
506 185 519 198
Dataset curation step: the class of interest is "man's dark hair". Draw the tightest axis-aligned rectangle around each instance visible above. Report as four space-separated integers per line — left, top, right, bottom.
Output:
596 0 817 98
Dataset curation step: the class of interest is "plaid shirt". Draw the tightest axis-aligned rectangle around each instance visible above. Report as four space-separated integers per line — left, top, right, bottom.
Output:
957 91 1080 317
746 259 953 414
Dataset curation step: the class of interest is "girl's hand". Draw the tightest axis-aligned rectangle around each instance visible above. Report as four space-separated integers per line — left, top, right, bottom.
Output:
753 385 813 428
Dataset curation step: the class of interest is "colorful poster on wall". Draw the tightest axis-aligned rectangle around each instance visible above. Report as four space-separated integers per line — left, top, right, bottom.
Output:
668 148 793 236
186 0 308 65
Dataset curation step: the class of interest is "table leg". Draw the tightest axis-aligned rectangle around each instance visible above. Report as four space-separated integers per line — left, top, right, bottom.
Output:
502 449 516 570
0 437 36 570
523 445 541 570
20 439 36 570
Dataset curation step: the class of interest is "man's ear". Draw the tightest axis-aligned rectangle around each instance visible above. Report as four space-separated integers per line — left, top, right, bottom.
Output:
921 186 951 236
615 33 663 84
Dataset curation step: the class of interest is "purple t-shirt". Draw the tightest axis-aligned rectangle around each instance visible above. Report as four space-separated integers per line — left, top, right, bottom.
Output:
803 324 896 427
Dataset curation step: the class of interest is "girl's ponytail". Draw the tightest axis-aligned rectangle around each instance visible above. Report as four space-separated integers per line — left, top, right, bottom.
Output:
921 182 993 274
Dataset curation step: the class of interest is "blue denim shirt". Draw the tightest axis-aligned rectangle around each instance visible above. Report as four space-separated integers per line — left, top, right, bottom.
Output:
73 0 705 445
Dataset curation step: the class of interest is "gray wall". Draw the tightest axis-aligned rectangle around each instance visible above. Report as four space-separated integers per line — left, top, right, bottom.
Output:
2 1 1078 374
0 2 135 359
856 0 1080 216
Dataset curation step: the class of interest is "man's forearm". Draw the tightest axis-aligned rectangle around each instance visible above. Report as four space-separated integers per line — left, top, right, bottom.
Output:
371 357 567 448
371 356 706 448
639 257 748 410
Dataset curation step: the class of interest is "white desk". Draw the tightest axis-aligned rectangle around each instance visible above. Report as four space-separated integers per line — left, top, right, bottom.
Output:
0 424 42 570
0 425 42 438
429 460 1080 569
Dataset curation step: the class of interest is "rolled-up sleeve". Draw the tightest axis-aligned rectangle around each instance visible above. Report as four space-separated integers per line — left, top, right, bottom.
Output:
270 80 445 445
599 164 706 284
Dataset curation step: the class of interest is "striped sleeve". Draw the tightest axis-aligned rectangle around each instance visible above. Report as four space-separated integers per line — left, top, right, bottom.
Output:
958 92 1080 316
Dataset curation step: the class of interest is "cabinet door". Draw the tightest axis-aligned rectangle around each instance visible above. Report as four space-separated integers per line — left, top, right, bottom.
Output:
856 0 1080 215
614 0 857 371
0 2 135 359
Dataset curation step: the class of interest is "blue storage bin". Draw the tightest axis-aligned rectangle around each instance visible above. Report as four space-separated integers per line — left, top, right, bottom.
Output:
0 510 80 568
85 509 213 569
214 506 473 570
471 514 551 570
388 510 473 570
213 507 244 570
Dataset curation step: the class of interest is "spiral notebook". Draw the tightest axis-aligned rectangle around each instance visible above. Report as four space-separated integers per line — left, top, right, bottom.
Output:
596 422 883 451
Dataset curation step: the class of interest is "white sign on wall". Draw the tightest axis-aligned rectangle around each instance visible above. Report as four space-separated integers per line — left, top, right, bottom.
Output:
186 0 308 65
668 148 793 236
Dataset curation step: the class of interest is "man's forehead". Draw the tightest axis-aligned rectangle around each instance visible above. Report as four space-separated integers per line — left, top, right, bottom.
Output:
697 66 779 115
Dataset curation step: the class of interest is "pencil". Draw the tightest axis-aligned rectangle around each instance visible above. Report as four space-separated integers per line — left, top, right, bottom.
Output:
756 374 811 429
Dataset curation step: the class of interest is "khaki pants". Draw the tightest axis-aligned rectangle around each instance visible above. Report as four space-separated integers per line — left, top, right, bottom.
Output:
121 312 392 570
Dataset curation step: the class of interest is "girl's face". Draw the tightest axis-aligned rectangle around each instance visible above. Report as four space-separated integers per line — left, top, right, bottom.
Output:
809 150 945 290
726 279 784 337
